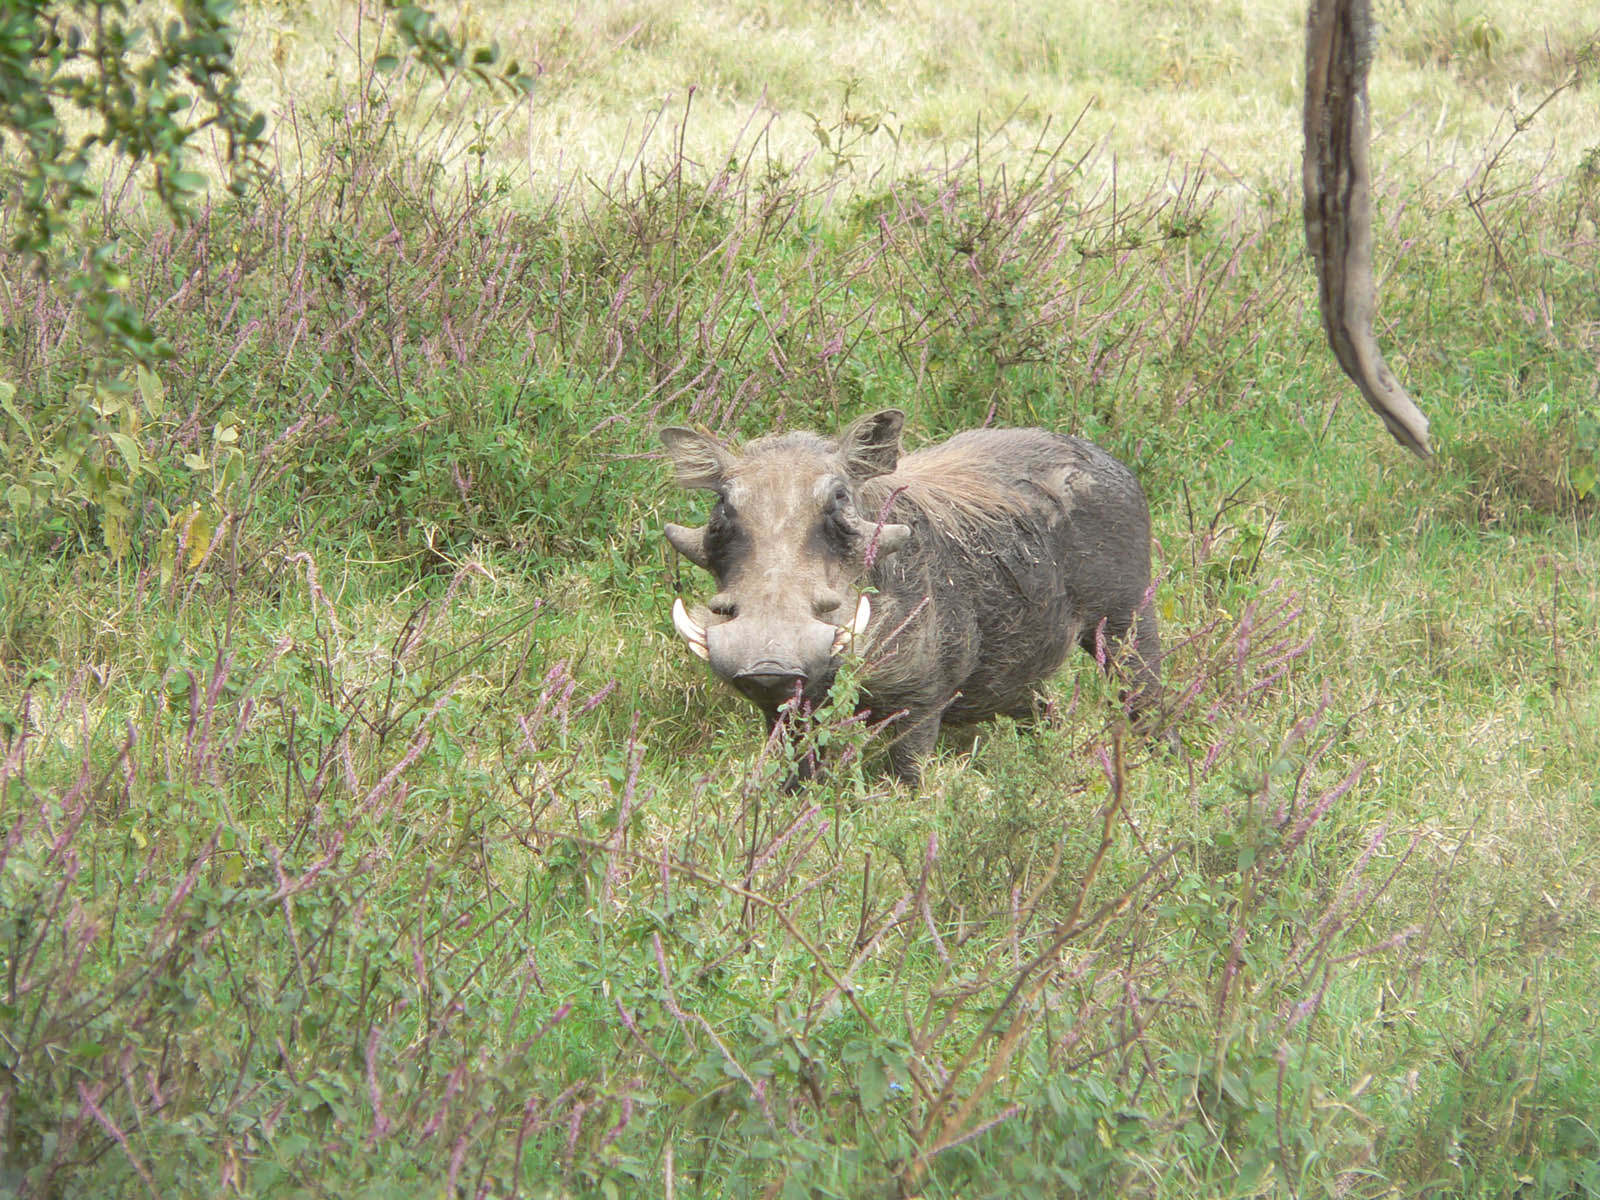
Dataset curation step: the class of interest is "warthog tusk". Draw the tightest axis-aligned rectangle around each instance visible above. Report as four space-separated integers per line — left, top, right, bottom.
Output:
671 598 710 660
831 594 871 656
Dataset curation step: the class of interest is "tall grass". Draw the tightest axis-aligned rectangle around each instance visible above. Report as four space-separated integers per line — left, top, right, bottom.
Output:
3 1 1599 1195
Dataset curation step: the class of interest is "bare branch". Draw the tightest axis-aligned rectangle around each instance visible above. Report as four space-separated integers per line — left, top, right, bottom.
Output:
1303 0 1432 457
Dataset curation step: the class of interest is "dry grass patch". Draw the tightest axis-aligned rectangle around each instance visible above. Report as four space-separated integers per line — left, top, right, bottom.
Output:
232 0 1600 202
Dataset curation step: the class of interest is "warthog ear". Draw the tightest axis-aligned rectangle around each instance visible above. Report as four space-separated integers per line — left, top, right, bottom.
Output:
838 409 904 480
660 427 732 490
663 522 712 569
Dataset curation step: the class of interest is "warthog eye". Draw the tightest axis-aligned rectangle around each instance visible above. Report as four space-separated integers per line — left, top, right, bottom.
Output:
705 496 740 573
821 489 856 555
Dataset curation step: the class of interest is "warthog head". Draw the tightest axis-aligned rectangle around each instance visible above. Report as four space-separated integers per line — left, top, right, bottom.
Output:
661 410 912 713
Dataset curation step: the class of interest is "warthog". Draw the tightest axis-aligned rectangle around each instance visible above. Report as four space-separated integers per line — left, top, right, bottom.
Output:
661 410 1161 784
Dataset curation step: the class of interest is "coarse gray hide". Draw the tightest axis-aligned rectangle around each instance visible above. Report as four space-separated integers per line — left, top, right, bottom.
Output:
661 410 1161 784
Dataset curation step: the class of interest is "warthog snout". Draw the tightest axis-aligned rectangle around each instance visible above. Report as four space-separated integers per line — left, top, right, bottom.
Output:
670 595 871 708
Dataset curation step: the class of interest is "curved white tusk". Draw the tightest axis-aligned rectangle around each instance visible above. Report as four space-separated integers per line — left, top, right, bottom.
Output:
832 594 872 656
671 598 711 661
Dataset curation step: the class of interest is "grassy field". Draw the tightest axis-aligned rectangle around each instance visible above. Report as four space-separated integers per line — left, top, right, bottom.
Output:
3 0 1599 1195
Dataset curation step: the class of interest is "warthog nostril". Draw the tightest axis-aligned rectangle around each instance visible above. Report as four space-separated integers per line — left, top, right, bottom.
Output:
735 662 807 683
732 663 807 703
741 672 801 692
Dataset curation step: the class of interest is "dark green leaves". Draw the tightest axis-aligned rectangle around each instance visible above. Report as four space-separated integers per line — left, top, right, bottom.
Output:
0 0 532 365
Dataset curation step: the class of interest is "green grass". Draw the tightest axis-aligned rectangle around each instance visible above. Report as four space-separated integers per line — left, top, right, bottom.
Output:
3 1 1600 1195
